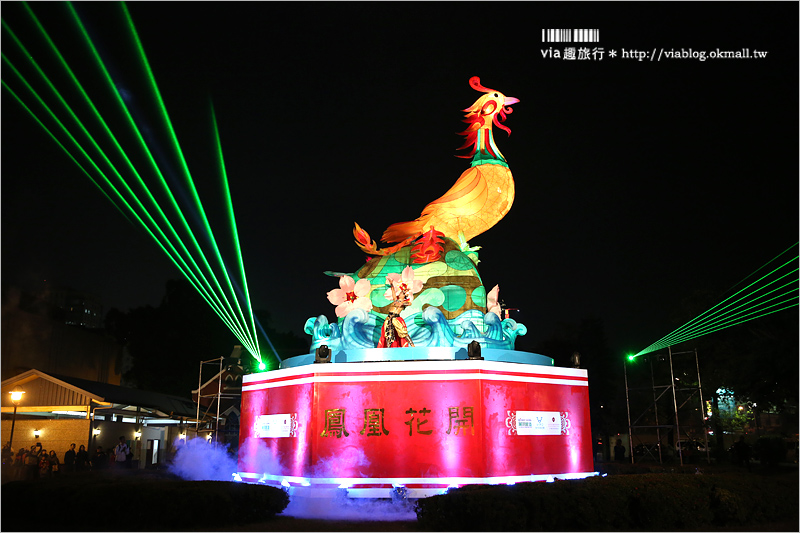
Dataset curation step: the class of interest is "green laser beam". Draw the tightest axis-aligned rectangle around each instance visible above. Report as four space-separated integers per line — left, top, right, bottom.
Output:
3 58 254 351
210 104 272 360
8 6 248 345
650 291 798 348
632 245 798 358
3 1 276 364
718 242 798 300
654 267 798 348
635 294 799 357
65 2 261 355
649 254 798 351
638 300 798 356
119 1 264 359
2 19 254 354
1 79 132 224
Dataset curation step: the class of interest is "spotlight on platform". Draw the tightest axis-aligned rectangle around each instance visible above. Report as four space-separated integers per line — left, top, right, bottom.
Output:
315 344 331 364
391 484 409 503
571 351 581 368
467 340 483 360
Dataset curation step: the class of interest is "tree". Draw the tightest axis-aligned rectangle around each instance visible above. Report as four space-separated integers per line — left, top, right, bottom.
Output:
671 292 798 412
534 317 628 438
252 309 309 368
104 280 313 395
105 279 238 396
664 289 798 451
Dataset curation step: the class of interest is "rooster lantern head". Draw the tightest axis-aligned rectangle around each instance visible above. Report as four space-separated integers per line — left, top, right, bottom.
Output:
457 77 519 160
462 76 519 135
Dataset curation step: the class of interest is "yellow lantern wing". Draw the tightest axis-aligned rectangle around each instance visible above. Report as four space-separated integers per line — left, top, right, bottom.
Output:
422 166 485 213
372 77 518 248
388 164 513 244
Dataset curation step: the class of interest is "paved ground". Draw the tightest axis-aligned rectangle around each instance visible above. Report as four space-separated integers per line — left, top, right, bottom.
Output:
206 517 422 532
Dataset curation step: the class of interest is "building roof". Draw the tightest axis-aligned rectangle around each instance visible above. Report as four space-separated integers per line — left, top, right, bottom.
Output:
1 369 198 420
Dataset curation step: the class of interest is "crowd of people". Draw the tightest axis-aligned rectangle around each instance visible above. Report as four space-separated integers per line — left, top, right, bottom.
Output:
1 436 133 481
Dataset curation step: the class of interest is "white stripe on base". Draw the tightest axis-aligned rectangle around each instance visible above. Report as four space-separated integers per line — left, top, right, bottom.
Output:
236 471 599 495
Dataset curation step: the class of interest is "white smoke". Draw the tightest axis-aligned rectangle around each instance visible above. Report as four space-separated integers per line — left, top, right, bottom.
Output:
311 445 371 477
239 436 284 474
282 491 417 521
168 437 416 522
168 437 238 481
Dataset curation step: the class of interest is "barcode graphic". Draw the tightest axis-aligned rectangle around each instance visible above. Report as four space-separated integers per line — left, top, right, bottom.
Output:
541 29 600 43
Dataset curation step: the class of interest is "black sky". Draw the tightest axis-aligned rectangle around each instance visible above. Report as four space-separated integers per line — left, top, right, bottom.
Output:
2 2 798 360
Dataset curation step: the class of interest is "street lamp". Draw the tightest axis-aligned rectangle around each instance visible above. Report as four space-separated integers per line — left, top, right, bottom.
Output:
8 386 25 451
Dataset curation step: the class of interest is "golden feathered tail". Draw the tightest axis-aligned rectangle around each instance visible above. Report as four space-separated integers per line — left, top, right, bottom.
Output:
353 222 415 257
381 217 429 245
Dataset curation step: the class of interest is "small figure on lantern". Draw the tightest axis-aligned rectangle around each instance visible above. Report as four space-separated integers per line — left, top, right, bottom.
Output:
377 281 415 348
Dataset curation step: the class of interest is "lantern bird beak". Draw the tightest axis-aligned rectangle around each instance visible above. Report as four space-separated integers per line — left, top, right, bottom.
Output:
504 97 519 106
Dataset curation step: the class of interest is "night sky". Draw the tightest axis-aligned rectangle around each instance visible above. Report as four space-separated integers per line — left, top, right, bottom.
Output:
2 2 798 360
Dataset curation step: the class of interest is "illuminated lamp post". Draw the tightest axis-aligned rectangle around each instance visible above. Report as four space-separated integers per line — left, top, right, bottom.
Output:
8 386 25 451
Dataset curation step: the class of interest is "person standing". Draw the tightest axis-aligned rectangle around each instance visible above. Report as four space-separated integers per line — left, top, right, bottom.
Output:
64 443 76 473
38 448 51 478
91 446 107 471
114 436 130 470
734 436 752 471
49 450 61 477
75 444 89 472
14 448 26 480
1 442 12 465
614 439 626 462
24 445 40 480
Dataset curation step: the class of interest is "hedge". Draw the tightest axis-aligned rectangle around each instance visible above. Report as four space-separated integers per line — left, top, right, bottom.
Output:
414 472 798 531
1 473 289 531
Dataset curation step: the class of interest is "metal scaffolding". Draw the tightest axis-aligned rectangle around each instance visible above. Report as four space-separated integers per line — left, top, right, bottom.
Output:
195 347 243 442
624 347 710 465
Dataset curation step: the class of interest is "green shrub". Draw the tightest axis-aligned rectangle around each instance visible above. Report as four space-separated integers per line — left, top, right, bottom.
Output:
1 474 289 531
415 486 527 531
754 436 787 466
415 472 798 531
710 487 747 525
